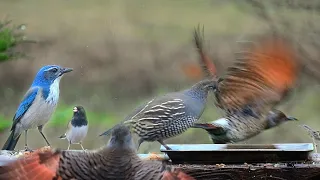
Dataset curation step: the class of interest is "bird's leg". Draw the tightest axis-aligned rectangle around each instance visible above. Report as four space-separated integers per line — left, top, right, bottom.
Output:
312 137 318 153
79 142 85 151
24 130 33 152
37 125 51 147
67 141 71 150
137 139 144 151
158 140 172 150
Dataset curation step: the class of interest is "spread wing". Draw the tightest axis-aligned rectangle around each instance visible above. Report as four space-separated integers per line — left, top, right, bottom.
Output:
192 27 298 116
11 87 40 131
215 36 298 115
193 24 217 78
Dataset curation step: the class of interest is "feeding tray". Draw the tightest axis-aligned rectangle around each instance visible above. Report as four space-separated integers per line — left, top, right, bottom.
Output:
160 143 314 164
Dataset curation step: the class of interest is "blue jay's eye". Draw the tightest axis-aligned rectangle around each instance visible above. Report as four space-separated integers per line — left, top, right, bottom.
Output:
51 68 58 73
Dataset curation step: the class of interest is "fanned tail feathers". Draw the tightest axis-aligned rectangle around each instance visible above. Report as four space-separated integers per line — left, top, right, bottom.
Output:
0 149 61 180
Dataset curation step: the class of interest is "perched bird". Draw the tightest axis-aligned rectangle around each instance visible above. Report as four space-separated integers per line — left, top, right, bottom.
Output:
189 26 299 143
59 106 88 150
192 109 298 143
0 125 195 180
2 65 73 151
301 124 320 140
300 124 320 153
99 78 216 150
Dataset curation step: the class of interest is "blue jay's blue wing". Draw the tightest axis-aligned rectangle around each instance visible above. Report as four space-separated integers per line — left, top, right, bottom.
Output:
11 87 40 130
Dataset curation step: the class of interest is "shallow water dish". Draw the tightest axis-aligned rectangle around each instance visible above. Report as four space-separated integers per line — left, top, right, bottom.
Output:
160 143 314 164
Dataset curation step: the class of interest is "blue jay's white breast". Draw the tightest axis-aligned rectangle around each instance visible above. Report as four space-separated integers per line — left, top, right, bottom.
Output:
46 76 61 104
19 77 61 131
66 125 88 144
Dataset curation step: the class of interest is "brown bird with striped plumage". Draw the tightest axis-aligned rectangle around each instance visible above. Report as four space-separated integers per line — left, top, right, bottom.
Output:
0 125 195 180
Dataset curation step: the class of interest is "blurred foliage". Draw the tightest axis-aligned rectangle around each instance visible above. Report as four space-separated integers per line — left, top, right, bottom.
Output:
0 114 11 131
0 19 24 130
0 19 27 62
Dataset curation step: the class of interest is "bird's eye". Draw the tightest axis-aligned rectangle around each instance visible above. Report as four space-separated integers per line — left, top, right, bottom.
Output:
51 68 58 73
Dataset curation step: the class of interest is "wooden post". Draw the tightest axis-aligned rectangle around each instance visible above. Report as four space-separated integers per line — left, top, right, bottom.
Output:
173 163 320 180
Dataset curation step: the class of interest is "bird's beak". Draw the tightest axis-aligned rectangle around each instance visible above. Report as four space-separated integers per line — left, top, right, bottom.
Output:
99 129 113 137
99 131 108 136
73 107 78 112
287 116 298 121
60 67 73 75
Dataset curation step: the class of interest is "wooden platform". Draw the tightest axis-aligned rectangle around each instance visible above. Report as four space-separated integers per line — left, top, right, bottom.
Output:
161 143 320 179
173 163 320 180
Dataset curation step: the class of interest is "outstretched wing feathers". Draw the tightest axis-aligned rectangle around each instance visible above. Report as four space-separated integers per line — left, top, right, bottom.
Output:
191 26 298 117
216 36 298 113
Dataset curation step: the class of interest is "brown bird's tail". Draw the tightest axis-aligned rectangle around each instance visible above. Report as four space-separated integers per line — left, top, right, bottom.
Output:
0 149 61 180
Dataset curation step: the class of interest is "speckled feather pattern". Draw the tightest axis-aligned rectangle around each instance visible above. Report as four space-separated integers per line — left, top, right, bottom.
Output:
208 115 268 143
0 125 195 180
56 148 167 180
124 79 214 143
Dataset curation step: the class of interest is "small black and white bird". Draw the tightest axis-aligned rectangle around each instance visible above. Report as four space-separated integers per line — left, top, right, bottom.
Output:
59 106 88 150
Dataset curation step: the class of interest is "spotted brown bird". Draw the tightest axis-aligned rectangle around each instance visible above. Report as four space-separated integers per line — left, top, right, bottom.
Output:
189 25 299 143
192 109 297 143
59 106 88 150
0 125 195 180
99 78 216 150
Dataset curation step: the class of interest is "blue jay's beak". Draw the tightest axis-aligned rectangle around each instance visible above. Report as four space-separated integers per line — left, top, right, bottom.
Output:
60 67 73 75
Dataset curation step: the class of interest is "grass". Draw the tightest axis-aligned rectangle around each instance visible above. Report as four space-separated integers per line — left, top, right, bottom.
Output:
0 114 11 131
48 103 118 128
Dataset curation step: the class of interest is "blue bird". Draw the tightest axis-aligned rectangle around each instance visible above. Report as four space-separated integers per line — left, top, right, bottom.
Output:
2 65 73 151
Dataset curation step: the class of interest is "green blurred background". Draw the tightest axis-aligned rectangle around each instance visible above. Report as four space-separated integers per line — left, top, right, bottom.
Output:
0 0 319 153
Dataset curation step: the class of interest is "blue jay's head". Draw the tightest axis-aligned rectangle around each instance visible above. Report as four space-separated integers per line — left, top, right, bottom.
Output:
32 65 73 87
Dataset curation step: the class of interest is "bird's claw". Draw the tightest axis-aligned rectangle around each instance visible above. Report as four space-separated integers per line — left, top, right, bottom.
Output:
24 147 33 152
